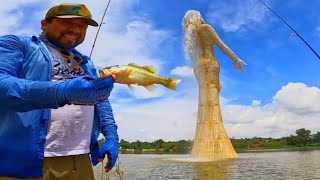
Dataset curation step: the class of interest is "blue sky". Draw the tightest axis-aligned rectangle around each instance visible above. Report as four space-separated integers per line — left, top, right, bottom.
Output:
5 0 320 142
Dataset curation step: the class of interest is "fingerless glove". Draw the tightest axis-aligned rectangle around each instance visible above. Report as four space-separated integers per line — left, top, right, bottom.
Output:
56 76 114 106
100 138 119 171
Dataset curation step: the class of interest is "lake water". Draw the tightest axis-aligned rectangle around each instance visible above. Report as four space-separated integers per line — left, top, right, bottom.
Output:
93 150 320 180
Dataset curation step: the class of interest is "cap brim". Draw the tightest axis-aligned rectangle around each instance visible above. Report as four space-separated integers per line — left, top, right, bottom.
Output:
56 15 99 27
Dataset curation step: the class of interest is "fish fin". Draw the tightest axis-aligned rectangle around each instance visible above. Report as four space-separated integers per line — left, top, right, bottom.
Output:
144 84 155 92
164 78 181 91
125 68 132 75
128 62 137 66
127 84 135 91
128 63 140 68
128 63 157 73
142 65 157 73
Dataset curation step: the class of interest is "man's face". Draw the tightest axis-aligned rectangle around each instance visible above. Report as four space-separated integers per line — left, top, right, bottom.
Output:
41 18 88 49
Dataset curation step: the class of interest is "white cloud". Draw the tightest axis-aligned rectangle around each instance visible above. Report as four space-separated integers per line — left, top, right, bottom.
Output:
0 0 45 35
171 66 194 77
206 0 270 32
273 82 320 114
114 95 198 142
115 85 169 99
224 82 320 139
86 20 170 70
251 100 261 106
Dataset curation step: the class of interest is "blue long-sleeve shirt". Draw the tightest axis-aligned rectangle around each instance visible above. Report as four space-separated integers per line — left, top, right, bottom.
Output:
0 35 118 178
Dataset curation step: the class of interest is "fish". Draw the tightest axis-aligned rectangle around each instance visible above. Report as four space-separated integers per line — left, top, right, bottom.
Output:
99 63 181 91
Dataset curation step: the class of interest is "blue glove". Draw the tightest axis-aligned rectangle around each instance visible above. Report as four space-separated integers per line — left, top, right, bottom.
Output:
100 138 119 172
56 76 114 106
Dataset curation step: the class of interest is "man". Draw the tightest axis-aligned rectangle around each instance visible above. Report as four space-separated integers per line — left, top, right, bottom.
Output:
0 3 118 180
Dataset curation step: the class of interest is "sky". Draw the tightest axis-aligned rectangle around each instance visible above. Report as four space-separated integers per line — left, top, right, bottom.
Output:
5 0 320 142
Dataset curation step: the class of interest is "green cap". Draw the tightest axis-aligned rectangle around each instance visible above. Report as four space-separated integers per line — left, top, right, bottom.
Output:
45 3 98 26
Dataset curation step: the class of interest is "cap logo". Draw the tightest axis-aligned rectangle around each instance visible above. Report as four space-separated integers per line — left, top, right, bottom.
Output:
72 5 91 17
72 6 81 14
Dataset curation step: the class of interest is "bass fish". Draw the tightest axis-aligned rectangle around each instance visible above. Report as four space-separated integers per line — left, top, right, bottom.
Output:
99 63 181 91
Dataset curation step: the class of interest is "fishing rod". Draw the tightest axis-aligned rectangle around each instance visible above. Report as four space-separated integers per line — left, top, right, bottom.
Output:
88 1 116 179
90 0 112 58
258 0 320 60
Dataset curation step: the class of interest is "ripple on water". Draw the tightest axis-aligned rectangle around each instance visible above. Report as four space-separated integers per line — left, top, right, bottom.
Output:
93 151 320 180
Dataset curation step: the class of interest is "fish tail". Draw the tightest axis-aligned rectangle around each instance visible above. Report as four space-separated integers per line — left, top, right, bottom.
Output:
165 78 181 91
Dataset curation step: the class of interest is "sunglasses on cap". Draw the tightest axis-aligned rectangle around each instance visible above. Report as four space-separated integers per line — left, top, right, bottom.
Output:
59 49 83 71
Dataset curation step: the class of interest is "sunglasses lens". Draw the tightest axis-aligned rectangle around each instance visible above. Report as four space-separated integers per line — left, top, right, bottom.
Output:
59 49 82 70
68 59 78 67
60 49 70 56
73 55 83 63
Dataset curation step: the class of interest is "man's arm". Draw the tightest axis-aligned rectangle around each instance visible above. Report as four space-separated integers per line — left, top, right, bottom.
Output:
0 35 115 112
0 35 61 112
97 100 119 172
97 100 118 139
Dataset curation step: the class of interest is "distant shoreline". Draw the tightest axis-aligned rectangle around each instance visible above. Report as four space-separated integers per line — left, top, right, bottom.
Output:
239 146 320 153
119 146 320 154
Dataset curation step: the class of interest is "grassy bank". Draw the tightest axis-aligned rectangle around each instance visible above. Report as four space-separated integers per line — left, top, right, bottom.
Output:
118 145 320 154
236 145 320 153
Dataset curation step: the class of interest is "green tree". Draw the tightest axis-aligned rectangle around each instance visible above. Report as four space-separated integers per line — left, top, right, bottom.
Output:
154 139 164 150
282 136 297 145
313 131 320 143
141 142 153 149
295 128 311 146
129 140 143 150
176 140 192 153
162 141 175 152
119 139 130 149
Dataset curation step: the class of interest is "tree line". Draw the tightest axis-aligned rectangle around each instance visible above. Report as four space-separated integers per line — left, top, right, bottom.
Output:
98 128 320 153
231 128 320 151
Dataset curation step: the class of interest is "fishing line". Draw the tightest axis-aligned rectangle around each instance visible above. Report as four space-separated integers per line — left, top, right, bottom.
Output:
90 0 112 58
258 0 320 60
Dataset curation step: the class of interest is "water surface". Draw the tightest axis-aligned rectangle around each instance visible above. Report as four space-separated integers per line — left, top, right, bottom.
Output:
94 150 320 180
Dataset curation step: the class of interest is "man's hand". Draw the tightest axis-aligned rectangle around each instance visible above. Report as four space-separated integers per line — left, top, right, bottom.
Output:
98 138 119 172
56 75 114 106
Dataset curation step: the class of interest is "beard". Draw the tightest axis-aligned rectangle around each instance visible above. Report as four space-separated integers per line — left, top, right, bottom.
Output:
45 32 83 49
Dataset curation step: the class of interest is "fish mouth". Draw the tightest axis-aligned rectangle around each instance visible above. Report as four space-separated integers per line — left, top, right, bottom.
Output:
98 69 111 77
